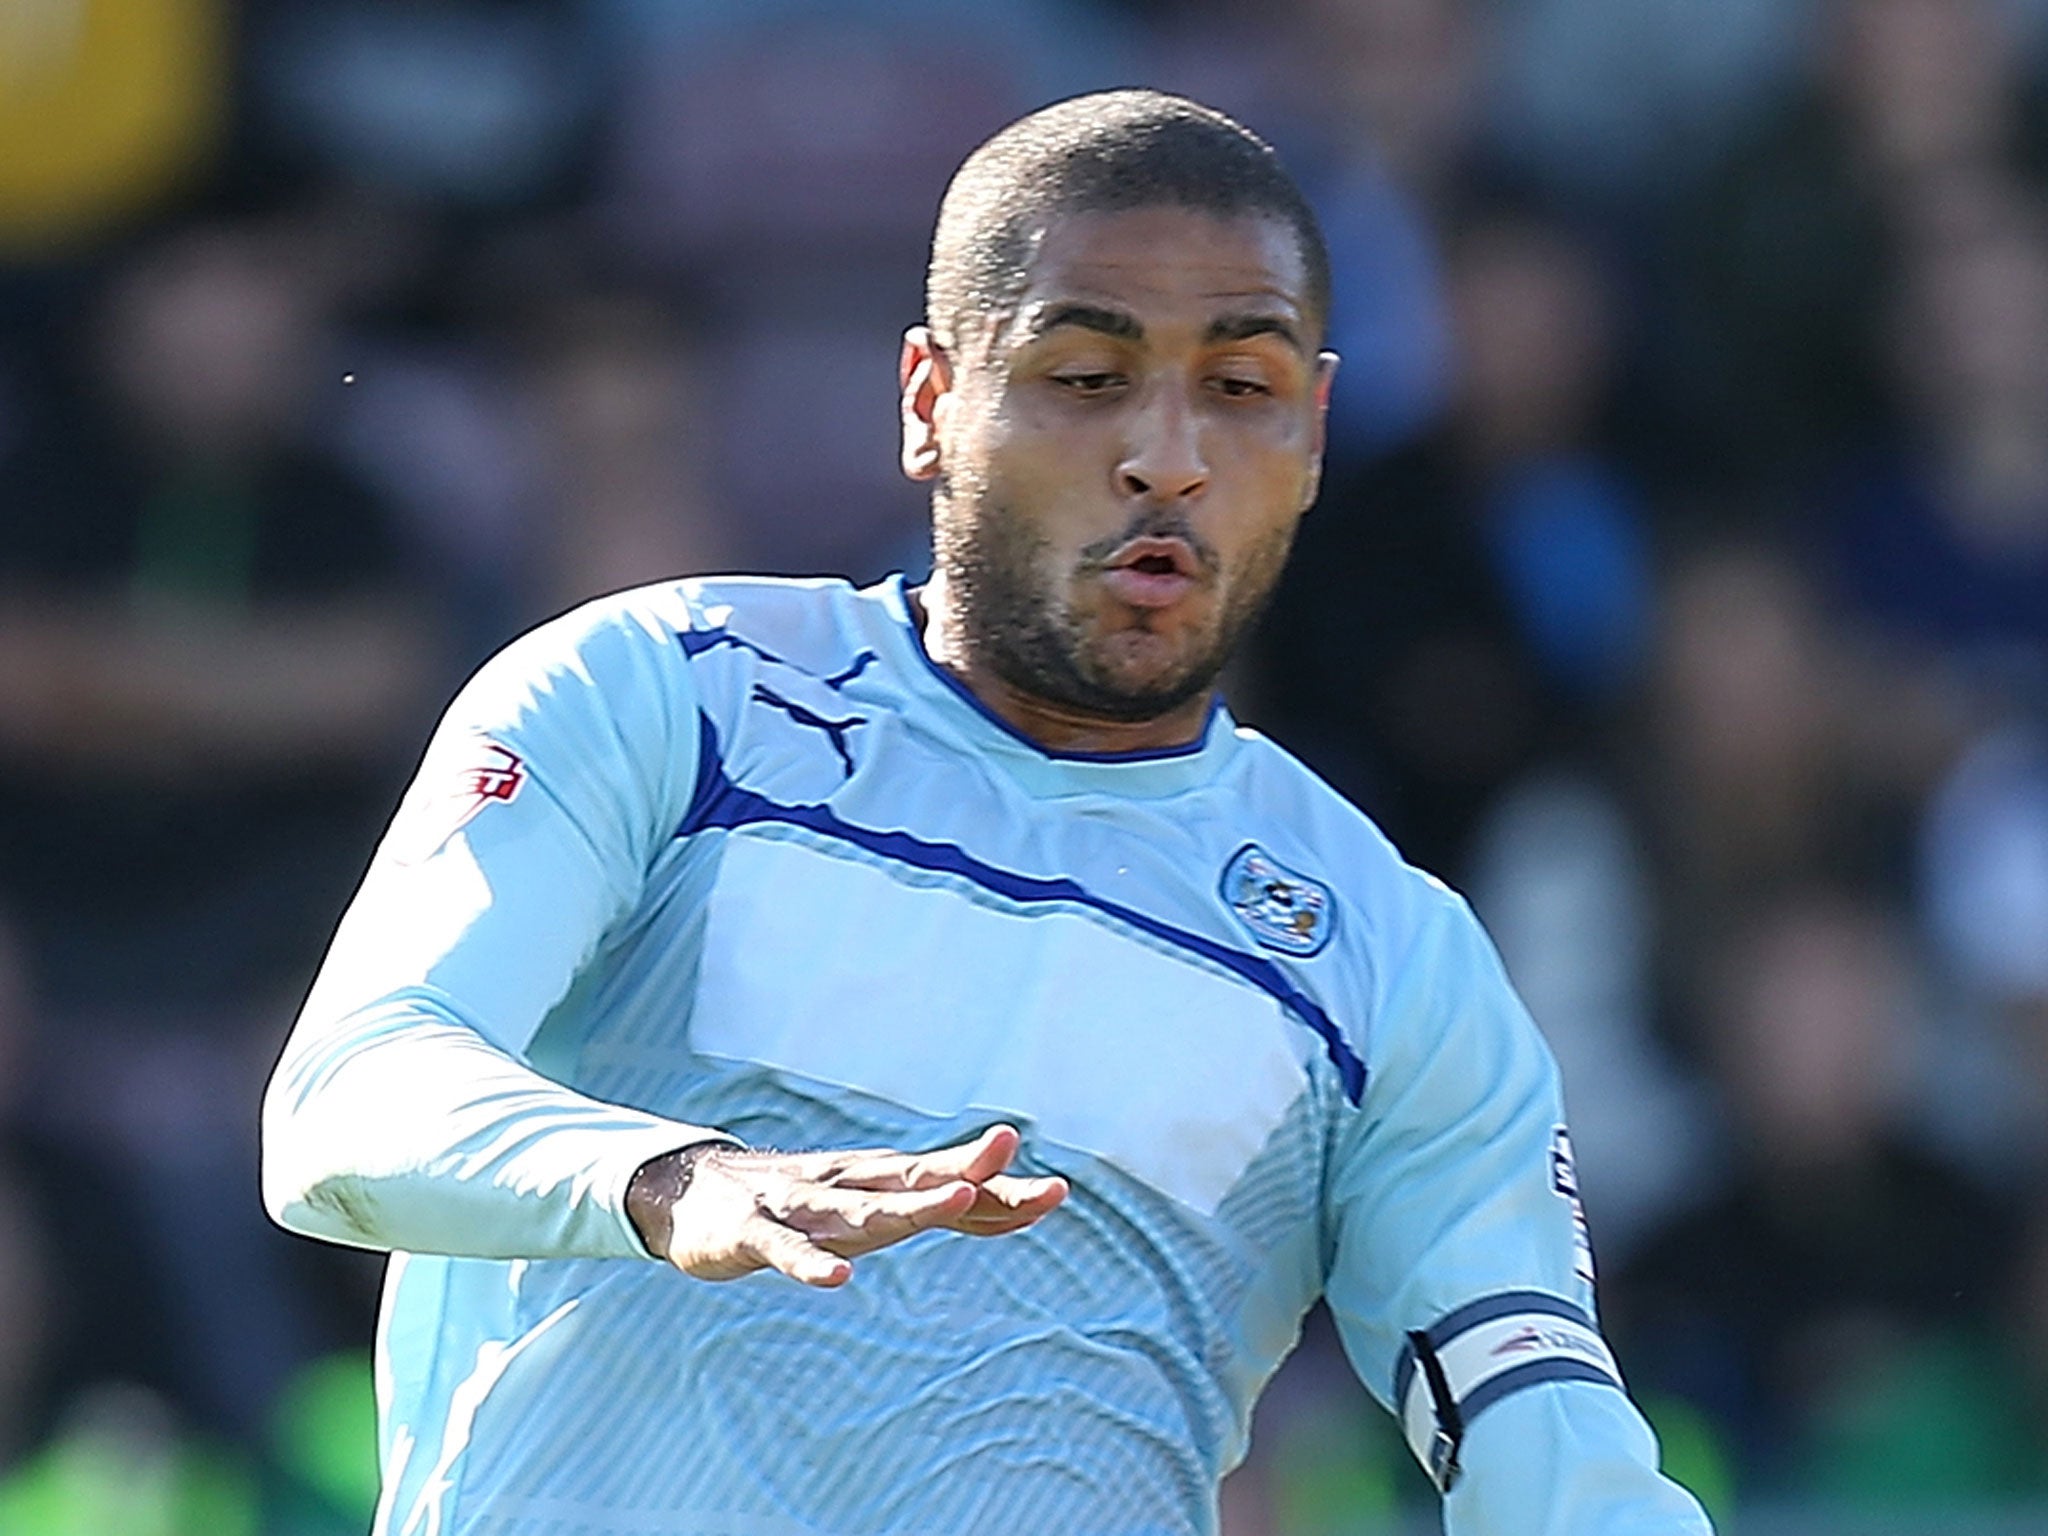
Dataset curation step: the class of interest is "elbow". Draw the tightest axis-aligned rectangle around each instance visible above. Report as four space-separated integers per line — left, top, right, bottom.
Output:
261 1140 385 1249
259 1158 297 1232
260 1099 325 1237
272 1168 383 1246
260 1058 380 1246
260 1062 303 1231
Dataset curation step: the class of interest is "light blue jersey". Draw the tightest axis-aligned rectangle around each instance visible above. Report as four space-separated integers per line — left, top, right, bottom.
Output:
263 575 1711 1536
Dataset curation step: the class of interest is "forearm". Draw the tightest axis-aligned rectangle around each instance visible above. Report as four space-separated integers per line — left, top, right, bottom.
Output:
1445 1382 1712 1536
262 992 729 1261
259 591 732 1261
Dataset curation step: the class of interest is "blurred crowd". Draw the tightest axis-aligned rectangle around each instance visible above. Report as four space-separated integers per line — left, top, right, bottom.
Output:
5 0 2048 1531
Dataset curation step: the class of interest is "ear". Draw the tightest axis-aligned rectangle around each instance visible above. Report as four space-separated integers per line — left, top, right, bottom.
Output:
899 326 954 483
1300 349 1340 511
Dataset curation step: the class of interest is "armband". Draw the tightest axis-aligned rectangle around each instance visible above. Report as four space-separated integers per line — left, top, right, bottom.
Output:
1394 1291 1622 1493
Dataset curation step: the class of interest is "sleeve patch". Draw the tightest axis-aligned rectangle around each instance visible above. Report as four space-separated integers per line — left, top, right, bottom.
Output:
383 734 528 866
1550 1125 1597 1286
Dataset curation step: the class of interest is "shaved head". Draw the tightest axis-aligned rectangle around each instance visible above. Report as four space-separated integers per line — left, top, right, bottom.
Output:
926 90 1331 353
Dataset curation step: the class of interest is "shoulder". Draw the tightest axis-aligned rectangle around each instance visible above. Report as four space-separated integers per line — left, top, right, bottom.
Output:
453 582 699 724
406 577 871 862
460 574 873 711
1220 724 1524 1094
670 574 895 689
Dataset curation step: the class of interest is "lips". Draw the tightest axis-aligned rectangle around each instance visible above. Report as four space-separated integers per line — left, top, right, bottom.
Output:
1099 536 1202 610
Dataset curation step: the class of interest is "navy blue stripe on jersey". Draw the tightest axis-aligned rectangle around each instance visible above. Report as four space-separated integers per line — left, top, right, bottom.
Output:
678 626 876 694
677 718 1366 1103
823 650 879 689
1392 1291 1595 1403
678 627 794 669
1460 1358 1620 1424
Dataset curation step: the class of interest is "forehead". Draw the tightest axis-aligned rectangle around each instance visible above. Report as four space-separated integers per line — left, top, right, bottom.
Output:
1003 206 1311 341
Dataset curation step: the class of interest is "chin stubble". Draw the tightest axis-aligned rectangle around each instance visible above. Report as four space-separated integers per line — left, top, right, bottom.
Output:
934 490 1294 725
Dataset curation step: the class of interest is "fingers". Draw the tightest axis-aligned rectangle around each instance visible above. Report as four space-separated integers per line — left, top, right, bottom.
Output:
773 1179 981 1257
668 1133 1064 1288
934 1123 1023 1186
833 1124 1024 1192
742 1217 852 1289
950 1174 1068 1235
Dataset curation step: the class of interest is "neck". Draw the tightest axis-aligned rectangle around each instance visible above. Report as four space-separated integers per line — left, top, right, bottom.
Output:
911 572 1216 755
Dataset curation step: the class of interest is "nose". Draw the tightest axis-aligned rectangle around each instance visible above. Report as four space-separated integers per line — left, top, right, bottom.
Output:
1116 384 1209 503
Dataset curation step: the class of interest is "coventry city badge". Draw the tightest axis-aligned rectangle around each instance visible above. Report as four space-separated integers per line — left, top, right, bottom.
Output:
1220 844 1335 957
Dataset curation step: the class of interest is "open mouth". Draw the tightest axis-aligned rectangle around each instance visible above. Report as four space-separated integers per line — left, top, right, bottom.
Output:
1100 536 1202 609
1106 536 1202 579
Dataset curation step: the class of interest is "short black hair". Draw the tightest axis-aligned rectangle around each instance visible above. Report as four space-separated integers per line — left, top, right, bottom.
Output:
927 90 1331 351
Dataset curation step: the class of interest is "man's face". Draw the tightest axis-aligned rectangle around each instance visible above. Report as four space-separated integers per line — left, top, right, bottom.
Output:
903 206 1336 724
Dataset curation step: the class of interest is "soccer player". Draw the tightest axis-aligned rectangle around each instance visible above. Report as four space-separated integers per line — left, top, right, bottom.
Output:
262 91 1713 1535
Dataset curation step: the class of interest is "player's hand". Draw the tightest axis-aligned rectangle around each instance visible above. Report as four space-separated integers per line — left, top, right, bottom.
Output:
635 1124 1067 1288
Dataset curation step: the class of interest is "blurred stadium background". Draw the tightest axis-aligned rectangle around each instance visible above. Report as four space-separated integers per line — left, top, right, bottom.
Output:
4 0 2048 1531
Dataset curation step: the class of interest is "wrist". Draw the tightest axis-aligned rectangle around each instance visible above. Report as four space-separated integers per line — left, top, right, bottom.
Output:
626 1138 743 1260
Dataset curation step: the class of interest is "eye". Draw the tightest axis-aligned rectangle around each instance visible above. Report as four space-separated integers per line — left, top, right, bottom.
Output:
1210 375 1272 398
1051 371 1124 395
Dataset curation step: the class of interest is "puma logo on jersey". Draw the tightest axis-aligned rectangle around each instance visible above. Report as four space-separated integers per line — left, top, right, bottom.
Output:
751 683 865 777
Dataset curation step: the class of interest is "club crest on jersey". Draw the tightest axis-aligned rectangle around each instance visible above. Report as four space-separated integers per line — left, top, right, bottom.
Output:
385 734 527 865
1220 844 1334 957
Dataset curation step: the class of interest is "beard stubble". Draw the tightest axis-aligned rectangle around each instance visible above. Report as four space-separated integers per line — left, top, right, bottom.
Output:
933 487 1296 726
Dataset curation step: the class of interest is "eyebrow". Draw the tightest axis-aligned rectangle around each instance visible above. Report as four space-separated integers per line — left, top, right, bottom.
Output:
1025 303 1143 343
1021 302 1308 356
1204 313 1308 355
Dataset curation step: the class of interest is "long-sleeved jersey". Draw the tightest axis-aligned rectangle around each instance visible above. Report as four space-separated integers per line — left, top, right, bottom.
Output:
262 574 1712 1536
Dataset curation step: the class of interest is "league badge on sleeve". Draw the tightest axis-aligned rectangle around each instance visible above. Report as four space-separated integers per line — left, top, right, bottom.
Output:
1550 1126 1597 1286
1220 844 1334 957
383 732 528 866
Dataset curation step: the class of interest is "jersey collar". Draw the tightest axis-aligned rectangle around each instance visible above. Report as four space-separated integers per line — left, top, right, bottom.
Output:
867 574 1241 800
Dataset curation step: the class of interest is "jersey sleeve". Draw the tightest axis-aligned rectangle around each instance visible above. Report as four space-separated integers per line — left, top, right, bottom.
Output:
1323 878 1713 1535
262 594 732 1262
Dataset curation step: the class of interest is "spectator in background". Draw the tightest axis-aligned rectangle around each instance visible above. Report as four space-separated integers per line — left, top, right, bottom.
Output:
1803 184 2048 1193
1470 539 1891 1263
1614 890 2041 1504
1916 721 2048 1180
1660 0 2048 493
0 216 436 1014
1466 766 1709 1266
1247 0 1485 204
520 289 729 616
1647 543 1922 958
1272 0 1477 458
1820 179 2048 709
324 246 738 650
1440 215 1651 706
1486 0 1807 219
0 213 436 1449
247 0 603 217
